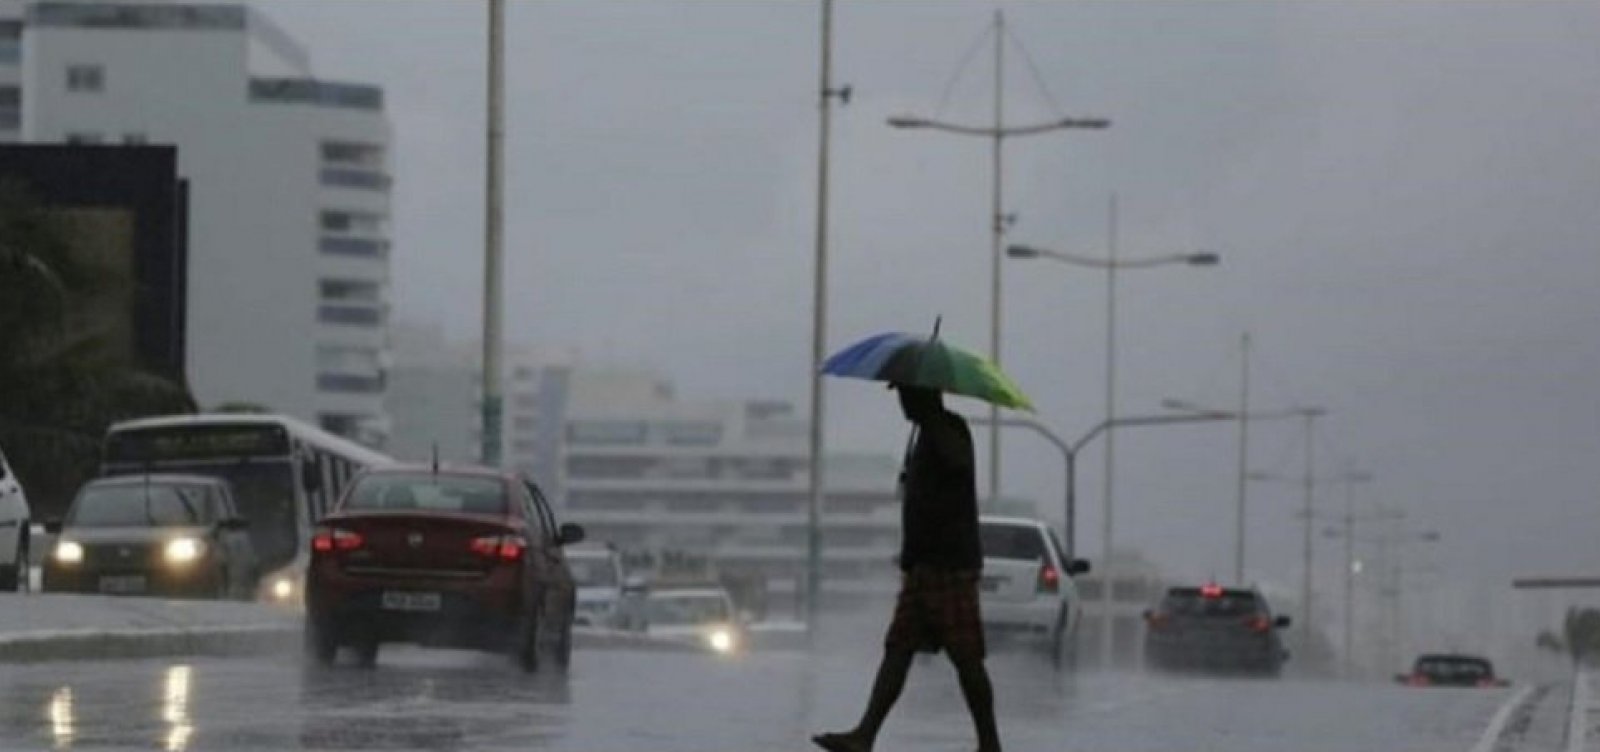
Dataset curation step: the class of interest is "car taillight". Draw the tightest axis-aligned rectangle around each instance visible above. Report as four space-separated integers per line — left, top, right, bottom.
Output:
1145 612 1170 630
1245 615 1272 633
470 534 527 562
1408 674 1430 687
1477 678 1499 688
1037 563 1060 594
311 527 363 553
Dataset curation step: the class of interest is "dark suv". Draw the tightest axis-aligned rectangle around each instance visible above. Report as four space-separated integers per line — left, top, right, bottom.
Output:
1397 654 1508 687
1143 584 1291 676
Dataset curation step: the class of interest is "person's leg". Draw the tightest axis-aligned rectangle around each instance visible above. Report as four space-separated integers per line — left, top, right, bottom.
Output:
950 652 1001 752
813 647 915 752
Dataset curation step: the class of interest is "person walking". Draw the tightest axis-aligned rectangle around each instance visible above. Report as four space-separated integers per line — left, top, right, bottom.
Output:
813 383 1001 752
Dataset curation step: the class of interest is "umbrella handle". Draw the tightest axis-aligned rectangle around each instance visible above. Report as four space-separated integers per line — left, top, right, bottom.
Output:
929 315 942 341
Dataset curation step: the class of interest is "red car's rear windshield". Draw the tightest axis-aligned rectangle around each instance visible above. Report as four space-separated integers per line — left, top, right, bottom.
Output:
342 473 508 516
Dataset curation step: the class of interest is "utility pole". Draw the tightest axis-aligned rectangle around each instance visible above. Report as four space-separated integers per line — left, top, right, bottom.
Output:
1100 193 1119 666
1299 409 1320 654
806 0 849 635
986 9 1005 506
479 0 505 468
1233 332 1251 584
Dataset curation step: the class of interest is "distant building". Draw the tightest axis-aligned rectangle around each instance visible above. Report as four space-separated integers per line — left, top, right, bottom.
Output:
558 371 901 608
384 341 904 609
0 143 187 379
0 1 394 446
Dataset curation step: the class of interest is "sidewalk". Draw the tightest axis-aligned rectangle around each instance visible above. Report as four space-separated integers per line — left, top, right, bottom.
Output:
1565 669 1600 752
0 593 299 662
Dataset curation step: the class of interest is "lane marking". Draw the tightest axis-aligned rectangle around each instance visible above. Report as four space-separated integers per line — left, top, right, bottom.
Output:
1470 684 1534 752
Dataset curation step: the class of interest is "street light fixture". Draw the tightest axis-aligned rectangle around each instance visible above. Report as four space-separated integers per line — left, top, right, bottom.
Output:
886 9 1111 508
1006 233 1219 667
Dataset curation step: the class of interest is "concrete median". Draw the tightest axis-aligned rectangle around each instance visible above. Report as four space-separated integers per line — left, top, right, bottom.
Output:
0 593 714 663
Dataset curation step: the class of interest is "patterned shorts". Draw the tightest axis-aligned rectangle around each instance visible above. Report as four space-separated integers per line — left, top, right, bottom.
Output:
884 567 985 661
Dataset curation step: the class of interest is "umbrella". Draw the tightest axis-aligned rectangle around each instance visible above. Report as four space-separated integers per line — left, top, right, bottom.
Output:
822 329 1034 412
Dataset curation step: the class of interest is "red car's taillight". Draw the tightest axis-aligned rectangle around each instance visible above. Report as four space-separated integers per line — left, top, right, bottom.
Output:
1408 674 1430 687
1245 615 1272 633
1145 612 1170 630
1037 562 1061 594
311 527 363 553
470 534 527 562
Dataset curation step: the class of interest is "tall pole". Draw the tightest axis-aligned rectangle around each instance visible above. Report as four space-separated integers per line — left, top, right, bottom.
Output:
1099 193 1119 666
1233 332 1251 583
804 0 835 634
986 9 1005 506
479 0 505 468
1299 411 1317 654
1341 462 1357 678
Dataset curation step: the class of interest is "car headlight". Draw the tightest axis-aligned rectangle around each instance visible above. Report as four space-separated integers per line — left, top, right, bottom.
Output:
54 540 84 564
707 628 735 654
164 538 204 564
270 578 293 601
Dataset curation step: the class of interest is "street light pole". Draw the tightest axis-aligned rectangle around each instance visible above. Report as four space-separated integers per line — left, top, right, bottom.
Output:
1300 410 1318 653
888 14 1109 506
1101 194 1120 665
803 0 841 637
1235 332 1251 584
479 0 505 468
987 10 1004 509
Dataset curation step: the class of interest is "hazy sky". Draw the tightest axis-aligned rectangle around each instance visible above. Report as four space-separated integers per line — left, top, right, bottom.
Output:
257 1 1600 640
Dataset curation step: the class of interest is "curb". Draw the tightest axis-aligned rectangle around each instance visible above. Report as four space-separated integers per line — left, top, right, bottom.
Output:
0 624 707 663
0 623 299 663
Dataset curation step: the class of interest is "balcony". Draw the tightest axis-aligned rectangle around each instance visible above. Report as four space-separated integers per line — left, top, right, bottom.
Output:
320 167 391 192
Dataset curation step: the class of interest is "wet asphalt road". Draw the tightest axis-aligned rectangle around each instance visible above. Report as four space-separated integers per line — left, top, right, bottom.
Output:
0 646 1512 752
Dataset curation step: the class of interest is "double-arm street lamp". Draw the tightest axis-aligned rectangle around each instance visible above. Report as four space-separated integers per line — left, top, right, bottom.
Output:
1004 239 1218 665
887 9 1110 507
966 410 1235 562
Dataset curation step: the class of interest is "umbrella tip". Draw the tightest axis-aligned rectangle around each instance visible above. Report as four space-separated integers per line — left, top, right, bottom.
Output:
931 315 942 340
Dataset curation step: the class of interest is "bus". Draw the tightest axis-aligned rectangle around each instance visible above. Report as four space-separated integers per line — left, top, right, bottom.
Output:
101 413 393 605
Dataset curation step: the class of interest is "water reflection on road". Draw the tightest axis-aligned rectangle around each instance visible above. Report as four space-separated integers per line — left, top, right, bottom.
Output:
0 647 1511 751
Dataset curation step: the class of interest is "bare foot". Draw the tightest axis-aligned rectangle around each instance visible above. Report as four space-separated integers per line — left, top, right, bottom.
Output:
811 731 871 752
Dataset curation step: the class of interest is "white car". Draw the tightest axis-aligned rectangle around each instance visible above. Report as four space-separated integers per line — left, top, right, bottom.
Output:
978 515 1091 666
642 586 744 655
0 446 32 592
566 546 626 627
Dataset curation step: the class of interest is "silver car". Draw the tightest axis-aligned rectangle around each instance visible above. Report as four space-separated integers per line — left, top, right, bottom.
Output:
0 446 31 592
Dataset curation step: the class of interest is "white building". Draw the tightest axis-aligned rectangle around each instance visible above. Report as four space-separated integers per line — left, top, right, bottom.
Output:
558 370 902 605
1 1 393 445
384 343 904 605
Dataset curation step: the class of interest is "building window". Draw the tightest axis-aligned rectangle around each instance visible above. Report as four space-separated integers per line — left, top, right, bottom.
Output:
317 373 384 394
0 87 18 130
317 304 383 327
319 236 388 258
65 132 102 145
316 344 381 372
567 421 648 446
659 421 722 446
321 140 384 167
0 22 20 65
512 416 537 432
319 278 381 304
320 209 386 234
320 168 390 192
66 64 104 93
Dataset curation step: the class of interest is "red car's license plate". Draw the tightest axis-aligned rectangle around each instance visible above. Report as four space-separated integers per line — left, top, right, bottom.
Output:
381 591 442 612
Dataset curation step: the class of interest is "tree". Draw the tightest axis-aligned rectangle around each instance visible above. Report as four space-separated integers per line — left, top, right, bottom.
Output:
0 179 195 516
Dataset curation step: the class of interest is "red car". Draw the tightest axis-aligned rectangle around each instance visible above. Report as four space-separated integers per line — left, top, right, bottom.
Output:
304 466 584 671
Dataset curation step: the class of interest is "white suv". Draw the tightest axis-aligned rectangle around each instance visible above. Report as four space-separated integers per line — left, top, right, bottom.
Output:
978 515 1090 666
566 546 626 627
0 446 31 592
